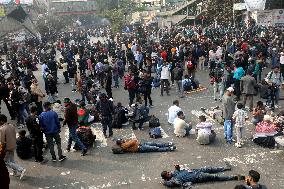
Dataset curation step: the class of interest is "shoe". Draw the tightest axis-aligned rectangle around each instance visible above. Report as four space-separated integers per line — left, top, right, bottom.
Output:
81 149 87 156
66 148 70 152
170 146 176 151
236 175 246 181
149 105 154 108
168 142 174 146
224 161 232 171
58 155 66 162
235 143 242 148
275 105 281 109
40 159 48 164
52 157 57 162
200 107 206 112
20 169 26 180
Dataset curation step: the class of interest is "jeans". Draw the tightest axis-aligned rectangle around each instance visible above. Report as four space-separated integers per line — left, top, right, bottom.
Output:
4 151 24 174
113 75 119 87
144 91 152 106
193 167 236 183
224 120 233 143
101 116 113 136
251 117 261 126
243 94 253 110
67 126 86 151
18 103 28 125
161 79 170 96
138 142 171 153
236 127 244 144
128 89 136 106
175 80 184 96
70 78 76 90
33 136 44 162
198 56 205 70
45 132 63 159
63 71 69 83
213 82 224 100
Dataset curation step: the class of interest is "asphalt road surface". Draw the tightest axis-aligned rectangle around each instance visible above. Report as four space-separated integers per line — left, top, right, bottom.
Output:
4 57 284 189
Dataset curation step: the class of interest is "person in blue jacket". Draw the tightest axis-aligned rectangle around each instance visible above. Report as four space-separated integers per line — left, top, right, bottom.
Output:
233 64 245 101
161 163 244 188
39 102 66 162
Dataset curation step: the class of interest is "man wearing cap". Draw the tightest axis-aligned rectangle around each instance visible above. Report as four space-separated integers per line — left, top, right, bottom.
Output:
39 102 66 162
223 87 236 144
63 98 87 156
244 170 267 189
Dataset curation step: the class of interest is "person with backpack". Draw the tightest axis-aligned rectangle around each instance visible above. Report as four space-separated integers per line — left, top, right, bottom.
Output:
172 63 184 98
15 82 29 129
124 70 137 106
265 66 283 109
96 93 114 138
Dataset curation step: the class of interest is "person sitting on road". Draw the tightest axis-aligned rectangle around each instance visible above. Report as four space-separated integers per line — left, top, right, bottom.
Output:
16 130 32 160
195 115 216 145
173 111 192 137
244 170 268 189
161 163 244 188
113 138 176 153
168 100 182 125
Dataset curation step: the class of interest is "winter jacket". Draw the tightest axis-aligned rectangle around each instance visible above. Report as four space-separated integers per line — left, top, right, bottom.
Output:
39 110 60 134
0 123 16 151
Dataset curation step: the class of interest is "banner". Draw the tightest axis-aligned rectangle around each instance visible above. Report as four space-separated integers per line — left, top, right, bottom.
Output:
244 0 266 11
0 0 33 5
233 3 246 11
255 9 284 26
273 9 284 26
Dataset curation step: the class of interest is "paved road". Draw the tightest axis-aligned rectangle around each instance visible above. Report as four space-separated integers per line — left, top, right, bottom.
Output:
4 62 284 189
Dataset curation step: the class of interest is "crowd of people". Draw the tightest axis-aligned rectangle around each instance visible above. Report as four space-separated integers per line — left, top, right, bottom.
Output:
0 19 283 188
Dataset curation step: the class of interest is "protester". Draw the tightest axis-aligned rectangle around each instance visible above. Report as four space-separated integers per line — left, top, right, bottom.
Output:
0 114 26 179
232 103 248 148
240 70 257 111
168 100 182 125
161 163 244 187
173 111 192 137
63 98 87 156
244 170 268 189
16 130 32 159
223 87 236 144
39 102 66 162
114 138 176 153
195 115 216 145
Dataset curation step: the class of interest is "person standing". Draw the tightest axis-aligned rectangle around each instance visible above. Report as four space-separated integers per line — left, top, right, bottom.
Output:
26 106 47 163
62 61 69 84
266 66 283 109
124 70 137 106
280 52 284 79
30 79 45 115
172 64 184 98
63 98 87 156
0 114 26 180
39 102 66 162
142 72 153 107
240 70 257 112
160 62 171 96
0 78 14 120
233 64 245 101
232 103 248 148
96 93 114 138
223 87 236 144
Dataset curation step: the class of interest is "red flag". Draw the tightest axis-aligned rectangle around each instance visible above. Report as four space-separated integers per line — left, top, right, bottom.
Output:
15 0 20 4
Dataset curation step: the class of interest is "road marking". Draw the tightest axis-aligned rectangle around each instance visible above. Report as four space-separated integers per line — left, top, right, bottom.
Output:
91 123 108 148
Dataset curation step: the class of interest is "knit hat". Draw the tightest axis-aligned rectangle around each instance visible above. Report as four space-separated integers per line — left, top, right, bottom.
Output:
64 97 71 103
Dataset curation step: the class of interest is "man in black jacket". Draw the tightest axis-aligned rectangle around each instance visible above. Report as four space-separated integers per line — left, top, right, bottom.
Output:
96 93 114 138
0 79 14 119
26 106 47 163
172 64 184 98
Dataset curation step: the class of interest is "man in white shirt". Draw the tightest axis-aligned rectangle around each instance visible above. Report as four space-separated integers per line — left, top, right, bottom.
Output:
160 62 171 96
168 100 182 124
195 115 216 145
173 111 191 137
